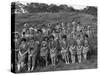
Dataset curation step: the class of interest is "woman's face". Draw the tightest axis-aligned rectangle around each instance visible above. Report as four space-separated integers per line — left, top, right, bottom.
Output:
52 30 55 33
50 37 54 41
43 43 46 46
62 38 66 41
26 29 30 34
72 44 74 46
15 34 19 39
21 41 25 45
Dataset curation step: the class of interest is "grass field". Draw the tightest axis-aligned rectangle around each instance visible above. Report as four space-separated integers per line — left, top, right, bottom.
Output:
34 56 97 72
14 12 97 72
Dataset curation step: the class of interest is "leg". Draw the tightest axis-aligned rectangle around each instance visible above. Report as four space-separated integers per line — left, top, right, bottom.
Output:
52 57 54 65
51 56 53 65
63 52 67 64
28 56 31 71
21 62 24 68
20 61 24 71
83 53 87 60
71 55 73 63
45 56 48 67
66 53 69 64
54 56 55 65
65 56 68 64
73 56 75 63
78 55 81 63
17 62 21 72
18 57 24 72
31 55 36 71
56 55 58 63
71 55 75 63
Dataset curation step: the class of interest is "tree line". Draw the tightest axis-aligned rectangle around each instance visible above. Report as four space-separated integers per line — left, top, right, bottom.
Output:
11 2 97 16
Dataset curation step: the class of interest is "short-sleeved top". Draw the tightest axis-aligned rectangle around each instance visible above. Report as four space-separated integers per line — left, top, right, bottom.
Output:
49 41 57 49
83 46 89 53
84 39 88 44
19 43 28 54
77 25 82 32
76 38 82 45
22 28 27 33
86 30 90 37
40 45 48 56
14 39 20 50
60 40 67 49
36 34 43 43
69 46 76 55
28 39 35 48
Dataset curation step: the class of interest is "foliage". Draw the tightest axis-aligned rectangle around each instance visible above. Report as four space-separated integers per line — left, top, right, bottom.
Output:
11 2 97 16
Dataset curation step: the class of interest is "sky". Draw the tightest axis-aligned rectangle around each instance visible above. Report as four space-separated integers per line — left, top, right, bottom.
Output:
68 5 87 10
18 1 87 10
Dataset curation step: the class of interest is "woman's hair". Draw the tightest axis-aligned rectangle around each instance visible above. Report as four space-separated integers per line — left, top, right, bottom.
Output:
62 35 67 39
49 35 54 40
21 38 26 42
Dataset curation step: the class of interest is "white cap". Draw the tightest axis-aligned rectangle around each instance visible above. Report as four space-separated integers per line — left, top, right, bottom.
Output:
24 23 28 27
72 21 75 25
29 27 34 30
14 31 19 34
34 28 37 32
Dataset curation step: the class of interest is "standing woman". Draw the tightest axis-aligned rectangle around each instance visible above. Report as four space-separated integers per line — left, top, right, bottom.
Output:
69 42 76 64
17 38 29 72
60 35 69 64
76 44 83 63
27 38 36 72
21 23 29 38
49 35 57 66
82 42 89 60
82 36 89 60
40 37 49 67
13 32 20 72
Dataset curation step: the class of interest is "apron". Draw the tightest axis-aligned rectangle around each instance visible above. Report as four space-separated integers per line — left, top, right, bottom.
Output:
77 46 83 55
40 46 48 57
83 46 89 54
69 46 76 56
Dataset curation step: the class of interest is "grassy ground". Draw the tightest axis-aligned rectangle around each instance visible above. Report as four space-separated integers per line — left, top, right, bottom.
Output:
14 12 97 73
34 56 97 72
18 55 97 73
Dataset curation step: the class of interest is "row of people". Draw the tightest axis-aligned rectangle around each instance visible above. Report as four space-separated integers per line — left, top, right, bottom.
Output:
13 21 90 72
